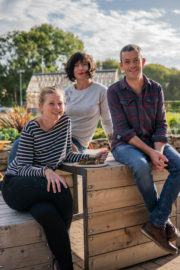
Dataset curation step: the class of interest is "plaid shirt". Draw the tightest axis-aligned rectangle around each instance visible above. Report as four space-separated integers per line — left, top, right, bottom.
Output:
107 75 168 150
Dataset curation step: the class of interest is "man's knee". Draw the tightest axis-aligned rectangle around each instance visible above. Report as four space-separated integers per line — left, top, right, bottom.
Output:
132 159 151 175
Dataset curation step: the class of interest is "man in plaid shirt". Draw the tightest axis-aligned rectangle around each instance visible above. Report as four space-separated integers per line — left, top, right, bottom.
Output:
108 44 180 254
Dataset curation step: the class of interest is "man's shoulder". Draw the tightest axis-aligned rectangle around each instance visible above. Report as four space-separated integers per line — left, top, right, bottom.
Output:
108 78 124 92
145 76 162 89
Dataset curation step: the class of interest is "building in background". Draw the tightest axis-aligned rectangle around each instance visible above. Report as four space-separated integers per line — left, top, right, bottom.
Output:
26 69 119 114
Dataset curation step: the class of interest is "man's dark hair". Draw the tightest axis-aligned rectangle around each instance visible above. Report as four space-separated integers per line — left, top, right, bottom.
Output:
65 51 97 82
120 44 142 62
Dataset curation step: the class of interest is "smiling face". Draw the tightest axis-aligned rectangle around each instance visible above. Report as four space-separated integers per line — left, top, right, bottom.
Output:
73 60 89 81
120 50 146 81
39 93 65 122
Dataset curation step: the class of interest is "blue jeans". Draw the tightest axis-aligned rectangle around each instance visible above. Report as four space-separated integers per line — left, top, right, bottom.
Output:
8 137 20 165
112 143 180 227
72 137 86 153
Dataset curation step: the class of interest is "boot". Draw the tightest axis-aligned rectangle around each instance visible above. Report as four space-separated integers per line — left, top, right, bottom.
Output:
141 221 178 254
166 219 180 241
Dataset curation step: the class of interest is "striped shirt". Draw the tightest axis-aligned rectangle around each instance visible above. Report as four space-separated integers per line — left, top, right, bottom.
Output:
107 75 168 150
6 114 89 177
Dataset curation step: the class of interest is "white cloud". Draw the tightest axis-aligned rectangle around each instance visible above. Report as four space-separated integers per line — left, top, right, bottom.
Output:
172 9 180 14
0 0 180 69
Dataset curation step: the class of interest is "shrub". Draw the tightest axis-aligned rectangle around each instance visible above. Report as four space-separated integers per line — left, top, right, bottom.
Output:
165 100 180 113
166 112 180 134
0 128 19 142
93 128 106 139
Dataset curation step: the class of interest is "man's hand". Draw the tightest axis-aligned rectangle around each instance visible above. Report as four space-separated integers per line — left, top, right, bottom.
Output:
149 149 168 172
151 142 168 171
44 168 68 193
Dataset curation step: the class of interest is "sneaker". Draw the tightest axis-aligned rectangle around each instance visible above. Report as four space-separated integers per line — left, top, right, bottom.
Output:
141 221 178 254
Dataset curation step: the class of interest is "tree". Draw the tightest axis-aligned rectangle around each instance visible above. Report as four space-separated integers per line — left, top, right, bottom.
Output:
165 69 180 100
0 24 84 106
143 64 170 92
96 58 122 77
143 64 180 100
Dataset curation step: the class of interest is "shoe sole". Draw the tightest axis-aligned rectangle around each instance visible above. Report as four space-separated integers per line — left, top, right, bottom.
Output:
141 227 178 254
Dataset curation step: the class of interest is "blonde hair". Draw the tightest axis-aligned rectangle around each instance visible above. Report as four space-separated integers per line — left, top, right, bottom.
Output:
39 86 65 105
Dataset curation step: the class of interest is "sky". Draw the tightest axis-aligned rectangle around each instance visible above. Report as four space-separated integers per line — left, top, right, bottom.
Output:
0 0 180 69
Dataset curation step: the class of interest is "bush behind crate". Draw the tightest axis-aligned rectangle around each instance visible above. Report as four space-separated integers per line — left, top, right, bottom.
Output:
165 100 180 112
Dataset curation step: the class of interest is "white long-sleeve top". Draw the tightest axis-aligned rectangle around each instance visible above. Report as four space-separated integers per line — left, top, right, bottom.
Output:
65 82 113 147
6 114 89 177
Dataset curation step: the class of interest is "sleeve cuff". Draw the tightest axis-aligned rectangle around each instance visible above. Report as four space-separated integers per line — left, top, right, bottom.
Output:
152 135 168 143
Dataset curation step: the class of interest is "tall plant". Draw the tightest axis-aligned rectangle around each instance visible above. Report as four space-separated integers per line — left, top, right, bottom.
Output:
0 107 32 133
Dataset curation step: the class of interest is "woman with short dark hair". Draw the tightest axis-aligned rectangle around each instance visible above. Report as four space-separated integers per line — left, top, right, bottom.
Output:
65 51 113 153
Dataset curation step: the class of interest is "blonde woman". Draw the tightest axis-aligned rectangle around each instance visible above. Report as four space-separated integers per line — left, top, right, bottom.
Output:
1 86 108 270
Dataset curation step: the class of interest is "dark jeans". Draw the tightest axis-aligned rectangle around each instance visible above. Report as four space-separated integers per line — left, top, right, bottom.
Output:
1 175 74 270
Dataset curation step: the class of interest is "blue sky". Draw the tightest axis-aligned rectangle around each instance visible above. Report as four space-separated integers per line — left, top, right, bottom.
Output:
0 0 180 69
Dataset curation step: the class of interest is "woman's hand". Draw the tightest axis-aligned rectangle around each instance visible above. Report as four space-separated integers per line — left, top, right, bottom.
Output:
44 168 68 193
91 149 109 162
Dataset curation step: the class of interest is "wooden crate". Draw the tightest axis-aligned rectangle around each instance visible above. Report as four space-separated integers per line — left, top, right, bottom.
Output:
176 193 180 247
85 165 177 270
0 193 54 269
0 171 75 270
61 160 178 270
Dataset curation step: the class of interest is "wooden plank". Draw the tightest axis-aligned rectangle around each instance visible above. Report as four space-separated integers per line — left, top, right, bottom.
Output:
0 220 47 249
176 194 180 214
88 217 177 256
0 150 9 159
56 169 73 176
176 213 180 247
73 264 84 270
88 241 169 270
88 205 177 235
55 170 73 187
13 263 53 270
72 252 84 269
0 210 34 226
87 181 164 213
88 224 149 256
70 219 84 261
0 164 7 170
0 242 53 270
86 167 168 191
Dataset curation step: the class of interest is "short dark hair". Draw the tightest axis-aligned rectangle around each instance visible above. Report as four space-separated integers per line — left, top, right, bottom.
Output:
120 44 142 62
65 51 97 82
